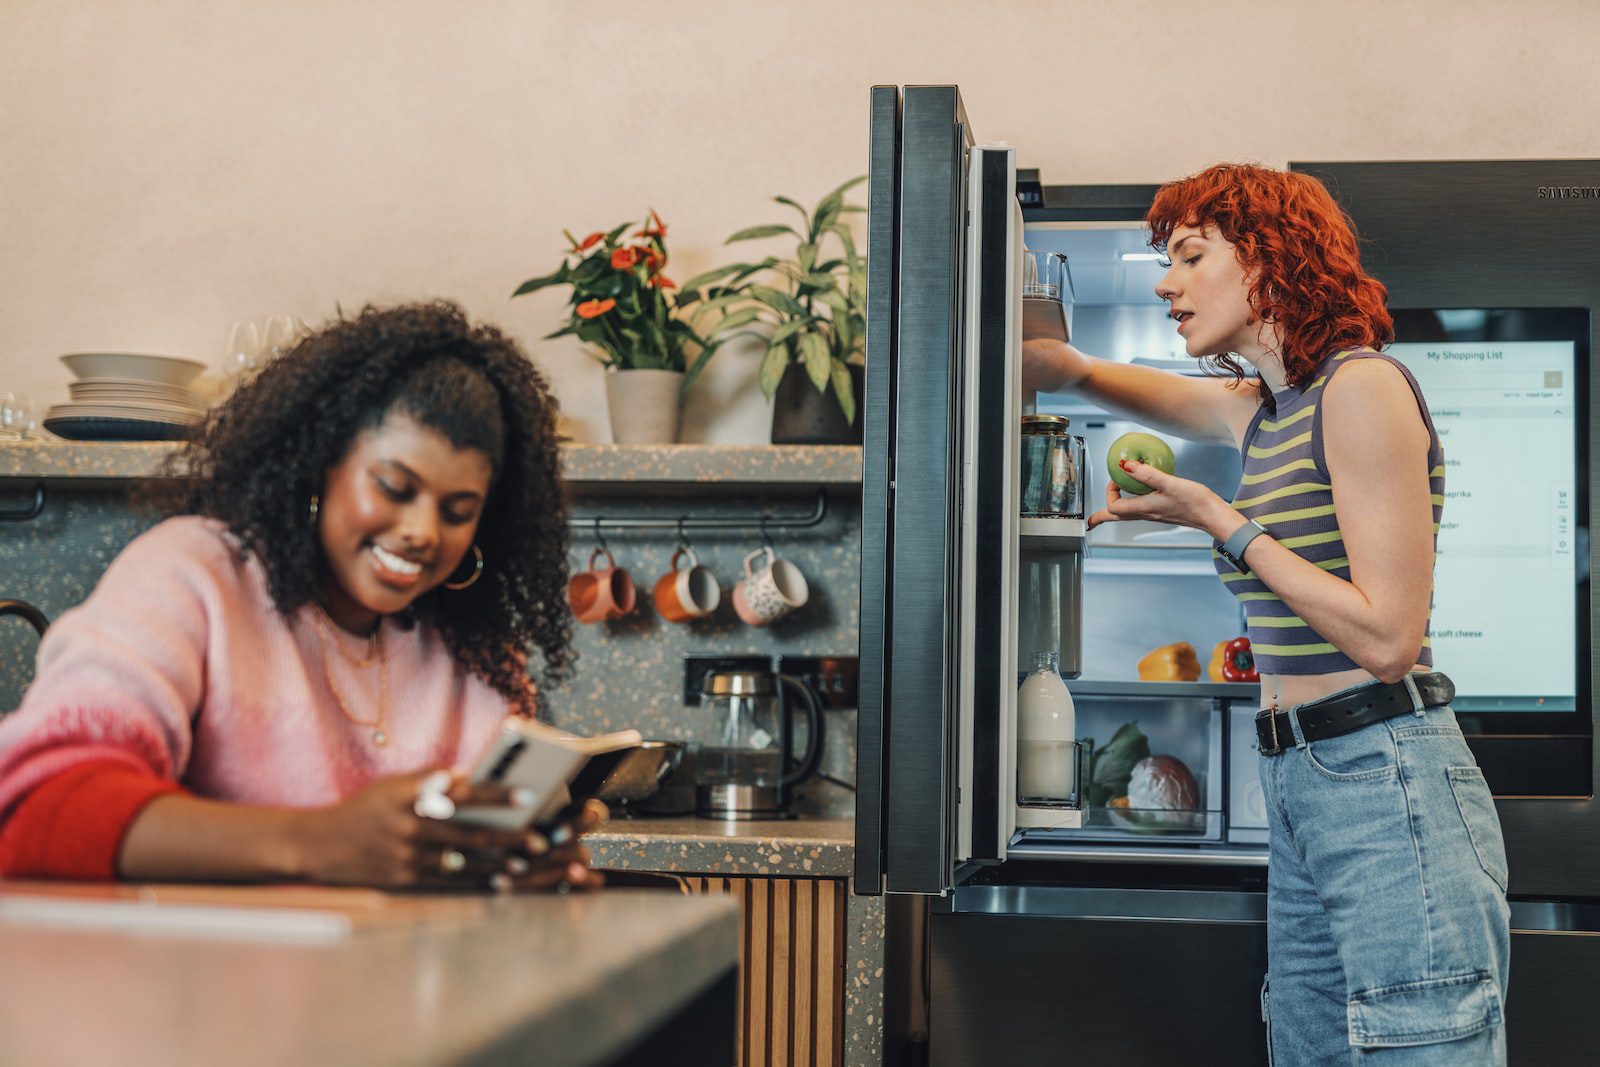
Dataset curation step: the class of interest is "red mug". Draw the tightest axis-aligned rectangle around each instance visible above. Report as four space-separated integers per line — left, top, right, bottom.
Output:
566 547 636 623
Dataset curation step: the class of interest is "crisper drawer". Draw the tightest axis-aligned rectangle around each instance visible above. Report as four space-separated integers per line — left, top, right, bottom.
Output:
1022 692 1227 843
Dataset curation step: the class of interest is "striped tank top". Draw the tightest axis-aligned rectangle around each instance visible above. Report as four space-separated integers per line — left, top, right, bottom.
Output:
1212 347 1446 674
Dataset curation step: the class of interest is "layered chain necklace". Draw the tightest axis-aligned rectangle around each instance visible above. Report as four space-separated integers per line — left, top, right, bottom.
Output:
311 607 390 746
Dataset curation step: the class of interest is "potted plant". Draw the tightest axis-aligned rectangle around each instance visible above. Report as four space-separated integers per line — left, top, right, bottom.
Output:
513 211 758 444
678 178 867 445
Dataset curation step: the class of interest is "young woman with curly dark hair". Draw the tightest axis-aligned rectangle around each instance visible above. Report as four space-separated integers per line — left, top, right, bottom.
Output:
1024 165 1510 1063
0 301 604 892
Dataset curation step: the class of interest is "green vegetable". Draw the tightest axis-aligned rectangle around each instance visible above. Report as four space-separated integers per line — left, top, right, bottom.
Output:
1086 722 1150 808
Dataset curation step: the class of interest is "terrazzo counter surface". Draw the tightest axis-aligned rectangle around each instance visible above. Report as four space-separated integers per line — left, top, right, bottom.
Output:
0 439 864 485
586 814 855 878
0 882 737 1067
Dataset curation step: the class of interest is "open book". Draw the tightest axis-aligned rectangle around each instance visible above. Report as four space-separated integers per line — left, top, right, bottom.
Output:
451 718 642 832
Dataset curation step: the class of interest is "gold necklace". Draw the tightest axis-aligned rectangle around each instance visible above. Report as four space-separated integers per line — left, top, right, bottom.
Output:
311 608 389 746
324 619 380 668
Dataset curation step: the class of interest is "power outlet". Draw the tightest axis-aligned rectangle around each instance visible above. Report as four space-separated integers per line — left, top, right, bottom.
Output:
777 655 860 710
682 652 775 707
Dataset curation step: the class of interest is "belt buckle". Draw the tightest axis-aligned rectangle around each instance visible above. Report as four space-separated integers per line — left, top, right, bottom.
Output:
1257 705 1283 756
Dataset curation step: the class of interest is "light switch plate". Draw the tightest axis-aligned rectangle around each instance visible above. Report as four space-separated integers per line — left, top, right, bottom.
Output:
776 655 860 710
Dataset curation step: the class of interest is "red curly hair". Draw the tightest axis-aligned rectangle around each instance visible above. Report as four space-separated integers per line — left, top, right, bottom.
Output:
1146 163 1393 400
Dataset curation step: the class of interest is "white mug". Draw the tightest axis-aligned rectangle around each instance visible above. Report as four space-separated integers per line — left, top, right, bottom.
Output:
732 546 809 626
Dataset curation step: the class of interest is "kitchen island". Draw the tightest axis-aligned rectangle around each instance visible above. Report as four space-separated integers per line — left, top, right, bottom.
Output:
0 881 738 1067
586 811 884 1067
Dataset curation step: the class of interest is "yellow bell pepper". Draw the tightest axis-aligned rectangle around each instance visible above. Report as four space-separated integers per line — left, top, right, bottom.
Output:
1137 641 1201 682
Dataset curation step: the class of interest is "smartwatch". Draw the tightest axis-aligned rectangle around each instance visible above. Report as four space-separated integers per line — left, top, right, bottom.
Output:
1216 518 1270 573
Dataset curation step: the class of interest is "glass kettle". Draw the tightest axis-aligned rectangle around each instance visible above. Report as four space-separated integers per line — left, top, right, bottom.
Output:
696 670 824 820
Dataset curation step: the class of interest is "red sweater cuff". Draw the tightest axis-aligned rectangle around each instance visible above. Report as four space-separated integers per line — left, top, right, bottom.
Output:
0 760 186 880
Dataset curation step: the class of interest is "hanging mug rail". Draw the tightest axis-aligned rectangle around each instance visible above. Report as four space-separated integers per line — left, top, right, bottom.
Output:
0 484 45 523
568 488 827 534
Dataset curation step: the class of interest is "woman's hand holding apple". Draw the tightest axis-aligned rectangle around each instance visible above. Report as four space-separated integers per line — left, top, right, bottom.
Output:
1088 459 1236 536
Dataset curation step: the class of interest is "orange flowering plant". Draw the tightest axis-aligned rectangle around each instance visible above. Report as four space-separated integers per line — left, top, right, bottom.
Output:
513 211 758 390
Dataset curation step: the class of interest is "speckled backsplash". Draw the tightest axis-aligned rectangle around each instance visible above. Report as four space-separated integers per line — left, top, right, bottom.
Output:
550 486 861 791
0 485 159 705
0 474 862 793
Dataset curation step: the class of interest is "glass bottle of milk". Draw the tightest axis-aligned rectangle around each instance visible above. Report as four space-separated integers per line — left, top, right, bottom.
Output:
1016 650 1076 803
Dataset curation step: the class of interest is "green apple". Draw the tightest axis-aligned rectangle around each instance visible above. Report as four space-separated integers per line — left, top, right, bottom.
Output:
1106 432 1177 495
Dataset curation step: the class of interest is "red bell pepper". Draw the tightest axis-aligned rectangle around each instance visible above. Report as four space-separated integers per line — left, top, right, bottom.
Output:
1207 636 1259 683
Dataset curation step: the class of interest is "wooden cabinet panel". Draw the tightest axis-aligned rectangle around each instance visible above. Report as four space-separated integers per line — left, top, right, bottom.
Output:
684 875 845 1066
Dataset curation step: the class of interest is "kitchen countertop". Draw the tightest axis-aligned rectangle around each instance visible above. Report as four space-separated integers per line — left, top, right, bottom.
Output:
0 881 738 1067
587 813 855 878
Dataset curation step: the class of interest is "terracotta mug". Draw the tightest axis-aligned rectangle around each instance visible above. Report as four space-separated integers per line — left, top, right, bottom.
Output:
732 546 809 627
566 547 636 623
653 546 721 623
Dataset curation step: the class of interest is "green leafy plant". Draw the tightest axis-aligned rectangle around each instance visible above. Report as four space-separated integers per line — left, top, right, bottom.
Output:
512 211 757 393
677 178 867 425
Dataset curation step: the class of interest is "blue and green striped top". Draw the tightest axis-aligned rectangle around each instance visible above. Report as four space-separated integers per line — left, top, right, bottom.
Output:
1212 347 1445 675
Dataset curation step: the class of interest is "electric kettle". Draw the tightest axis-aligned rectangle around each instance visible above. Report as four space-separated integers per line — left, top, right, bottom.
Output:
695 669 824 820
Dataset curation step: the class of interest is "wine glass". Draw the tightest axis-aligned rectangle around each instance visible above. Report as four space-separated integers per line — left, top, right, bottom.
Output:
0 392 37 440
224 320 262 381
262 314 297 363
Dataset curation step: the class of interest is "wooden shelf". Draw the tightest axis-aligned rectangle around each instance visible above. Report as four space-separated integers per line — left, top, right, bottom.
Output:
0 440 864 487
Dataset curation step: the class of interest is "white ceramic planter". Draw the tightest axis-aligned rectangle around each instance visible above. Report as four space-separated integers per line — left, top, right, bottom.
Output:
605 368 683 444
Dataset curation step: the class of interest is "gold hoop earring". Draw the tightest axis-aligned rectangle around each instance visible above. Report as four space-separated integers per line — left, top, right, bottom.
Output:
444 545 484 590
309 495 319 527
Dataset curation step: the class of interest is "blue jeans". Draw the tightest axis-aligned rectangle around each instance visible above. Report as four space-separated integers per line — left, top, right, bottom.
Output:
1259 689 1511 1064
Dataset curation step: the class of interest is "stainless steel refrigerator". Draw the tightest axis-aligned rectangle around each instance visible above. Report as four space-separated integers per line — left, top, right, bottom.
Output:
856 83 1600 1064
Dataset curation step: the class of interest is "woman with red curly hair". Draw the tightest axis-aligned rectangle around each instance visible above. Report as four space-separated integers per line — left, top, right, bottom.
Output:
1025 164 1509 1063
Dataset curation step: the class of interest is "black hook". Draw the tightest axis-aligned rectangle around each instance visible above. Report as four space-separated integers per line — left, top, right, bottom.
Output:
0 484 45 523
675 516 693 552
759 514 776 551
592 516 610 556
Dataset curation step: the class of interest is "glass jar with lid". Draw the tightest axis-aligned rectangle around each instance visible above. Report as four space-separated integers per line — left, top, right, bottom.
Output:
1020 414 1087 519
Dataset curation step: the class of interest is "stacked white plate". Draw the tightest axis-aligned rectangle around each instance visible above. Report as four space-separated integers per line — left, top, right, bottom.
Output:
45 353 208 441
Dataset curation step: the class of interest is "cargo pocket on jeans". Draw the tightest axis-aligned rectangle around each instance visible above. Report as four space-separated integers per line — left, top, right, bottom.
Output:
1347 971 1502 1049
1448 766 1510 894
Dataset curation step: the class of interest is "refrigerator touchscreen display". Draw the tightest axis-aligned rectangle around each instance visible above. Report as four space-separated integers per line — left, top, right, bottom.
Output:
1388 308 1590 712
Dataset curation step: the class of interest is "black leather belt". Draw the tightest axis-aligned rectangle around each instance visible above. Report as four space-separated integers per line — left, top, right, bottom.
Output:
1255 672 1455 756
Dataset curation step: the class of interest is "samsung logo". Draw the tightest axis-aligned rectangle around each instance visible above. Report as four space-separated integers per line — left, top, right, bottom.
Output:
1538 186 1600 199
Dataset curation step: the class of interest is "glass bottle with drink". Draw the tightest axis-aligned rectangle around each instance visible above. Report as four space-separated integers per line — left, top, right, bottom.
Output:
1016 650 1076 804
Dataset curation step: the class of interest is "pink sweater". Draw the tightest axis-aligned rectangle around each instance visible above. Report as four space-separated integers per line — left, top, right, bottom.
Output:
0 516 517 828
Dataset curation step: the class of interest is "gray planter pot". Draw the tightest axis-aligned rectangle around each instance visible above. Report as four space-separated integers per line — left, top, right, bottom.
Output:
770 362 864 445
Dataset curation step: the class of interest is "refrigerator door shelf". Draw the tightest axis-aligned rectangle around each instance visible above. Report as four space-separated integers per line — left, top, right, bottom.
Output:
1015 806 1085 830
1019 516 1087 551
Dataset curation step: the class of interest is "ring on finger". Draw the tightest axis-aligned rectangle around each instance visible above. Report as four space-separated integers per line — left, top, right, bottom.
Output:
439 849 468 874
413 771 457 821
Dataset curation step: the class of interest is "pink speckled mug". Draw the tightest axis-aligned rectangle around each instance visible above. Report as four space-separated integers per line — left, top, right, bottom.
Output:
731 546 809 627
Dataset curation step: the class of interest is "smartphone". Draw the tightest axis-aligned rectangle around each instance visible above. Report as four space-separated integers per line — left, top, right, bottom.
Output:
451 719 640 832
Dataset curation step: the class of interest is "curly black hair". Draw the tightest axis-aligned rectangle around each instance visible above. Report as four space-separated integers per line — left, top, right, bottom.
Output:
147 301 572 709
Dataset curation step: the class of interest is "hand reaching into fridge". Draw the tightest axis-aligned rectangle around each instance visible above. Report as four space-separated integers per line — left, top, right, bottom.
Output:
1021 338 1093 394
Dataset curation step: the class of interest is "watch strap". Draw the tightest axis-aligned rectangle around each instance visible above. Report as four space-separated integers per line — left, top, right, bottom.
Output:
1218 518 1269 572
